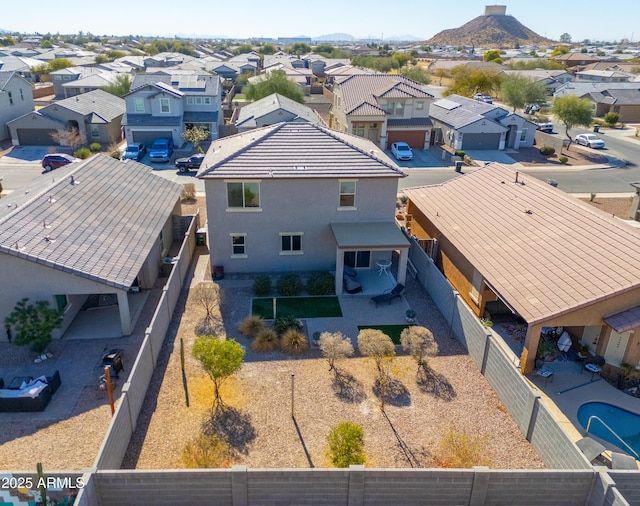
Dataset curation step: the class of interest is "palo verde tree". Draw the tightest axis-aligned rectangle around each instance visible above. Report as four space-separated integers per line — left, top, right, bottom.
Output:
243 70 304 104
551 95 594 148
445 66 503 98
182 125 210 154
400 326 438 368
5 298 63 353
102 74 133 98
318 331 354 372
192 336 245 409
326 421 366 467
500 74 546 112
357 329 396 410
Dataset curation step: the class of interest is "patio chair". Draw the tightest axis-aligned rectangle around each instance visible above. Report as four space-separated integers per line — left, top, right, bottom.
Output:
370 283 405 307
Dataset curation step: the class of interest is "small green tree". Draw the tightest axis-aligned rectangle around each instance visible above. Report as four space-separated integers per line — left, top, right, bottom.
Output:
182 125 210 154
5 298 63 353
327 421 366 467
604 111 620 128
288 42 311 55
400 326 438 368
192 336 245 408
243 70 304 103
551 95 594 148
102 74 133 98
358 329 396 410
501 74 546 111
483 49 503 64
318 331 354 371
258 44 276 55
399 66 431 84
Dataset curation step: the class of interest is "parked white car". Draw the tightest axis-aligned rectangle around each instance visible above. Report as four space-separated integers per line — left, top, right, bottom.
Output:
390 142 413 161
575 134 605 149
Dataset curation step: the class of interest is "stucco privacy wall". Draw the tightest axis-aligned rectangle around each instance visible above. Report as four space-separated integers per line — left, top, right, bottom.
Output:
609 471 640 506
92 214 197 470
407 237 591 469
72 468 629 506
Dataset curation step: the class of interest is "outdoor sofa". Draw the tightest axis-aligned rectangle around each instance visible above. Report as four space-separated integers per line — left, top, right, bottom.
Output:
0 370 61 412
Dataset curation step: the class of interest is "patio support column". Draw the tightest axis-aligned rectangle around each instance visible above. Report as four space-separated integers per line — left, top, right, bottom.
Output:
520 322 543 374
117 290 132 336
397 248 408 286
335 248 344 294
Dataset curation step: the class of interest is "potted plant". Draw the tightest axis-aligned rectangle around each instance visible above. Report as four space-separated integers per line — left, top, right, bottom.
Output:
406 309 416 323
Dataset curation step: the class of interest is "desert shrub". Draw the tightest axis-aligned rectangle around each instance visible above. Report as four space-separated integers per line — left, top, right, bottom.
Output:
250 328 279 352
539 145 555 157
319 331 354 371
181 183 196 201
73 147 91 159
306 271 334 295
253 274 272 296
327 421 366 468
182 433 231 468
400 326 438 367
108 141 121 159
238 314 266 338
277 273 303 296
273 314 302 335
435 428 490 468
454 150 465 158
89 142 102 152
558 156 568 164
280 328 309 354
604 112 619 127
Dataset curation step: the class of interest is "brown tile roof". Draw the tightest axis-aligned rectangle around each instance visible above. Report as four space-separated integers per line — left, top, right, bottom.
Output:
403 163 640 324
197 120 406 179
0 156 182 290
335 74 434 115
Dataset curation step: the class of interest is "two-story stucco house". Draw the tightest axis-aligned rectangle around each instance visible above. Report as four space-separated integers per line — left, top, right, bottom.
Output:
329 74 435 150
197 120 410 293
122 72 223 147
0 71 34 141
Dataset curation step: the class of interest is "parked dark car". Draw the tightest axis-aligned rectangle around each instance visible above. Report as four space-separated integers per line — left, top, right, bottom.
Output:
175 153 205 172
122 142 146 161
41 153 79 172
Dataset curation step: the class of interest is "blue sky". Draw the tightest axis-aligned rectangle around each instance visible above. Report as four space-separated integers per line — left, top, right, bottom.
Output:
2 1 639 42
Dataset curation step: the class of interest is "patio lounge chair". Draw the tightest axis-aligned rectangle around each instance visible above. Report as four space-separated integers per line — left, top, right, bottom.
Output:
370 283 405 307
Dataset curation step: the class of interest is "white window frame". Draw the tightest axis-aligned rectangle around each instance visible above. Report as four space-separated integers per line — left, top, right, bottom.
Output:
230 233 247 258
338 180 357 210
7 91 13 105
279 232 304 255
90 124 100 138
204 97 211 105
353 124 365 137
160 97 170 113
519 128 528 142
54 75 62 81
134 98 144 112
225 180 262 211
416 101 424 110
186 97 193 105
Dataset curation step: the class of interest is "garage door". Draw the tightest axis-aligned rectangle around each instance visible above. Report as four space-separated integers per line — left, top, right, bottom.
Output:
461 133 501 150
132 131 172 145
387 130 426 149
17 128 58 146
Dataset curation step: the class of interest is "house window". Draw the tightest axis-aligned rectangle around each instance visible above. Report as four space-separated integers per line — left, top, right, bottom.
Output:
195 97 203 105
353 124 365 137
63 75 71 80
344 250 370 268
416 101 424 110
186 97 193 105
90 125 99 138
160 98 170 113
204 97 211 105
54 75 62 80
55 294 69 312
396 102 404 114
227 182 260 209
280 233 303 255
519 128 528 142
8 91 14 105
339 180 356 208
19 89 24 100
386 102 395 114
231 234 247 257
134 98 144 112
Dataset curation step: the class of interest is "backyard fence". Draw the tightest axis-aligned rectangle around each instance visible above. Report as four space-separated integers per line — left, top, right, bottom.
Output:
92 212 198 470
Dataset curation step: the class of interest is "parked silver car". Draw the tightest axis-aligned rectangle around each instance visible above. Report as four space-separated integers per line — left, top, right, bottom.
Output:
575 134 605 149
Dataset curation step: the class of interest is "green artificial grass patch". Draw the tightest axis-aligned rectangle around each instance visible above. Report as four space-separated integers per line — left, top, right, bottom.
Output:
252 296 343 319
357 324 415 345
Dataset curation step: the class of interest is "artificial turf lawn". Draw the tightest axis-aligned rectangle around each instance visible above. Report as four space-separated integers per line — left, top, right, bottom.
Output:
252 296 343 319
357 324 415 345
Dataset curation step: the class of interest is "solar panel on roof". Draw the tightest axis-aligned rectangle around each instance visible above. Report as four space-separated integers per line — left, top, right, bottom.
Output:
435 99 461 111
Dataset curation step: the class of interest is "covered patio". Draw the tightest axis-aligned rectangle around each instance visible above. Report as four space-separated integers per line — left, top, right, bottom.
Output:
330 221 410 295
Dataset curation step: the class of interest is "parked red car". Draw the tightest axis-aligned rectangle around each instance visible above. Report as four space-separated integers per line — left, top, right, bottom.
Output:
41 153 79 172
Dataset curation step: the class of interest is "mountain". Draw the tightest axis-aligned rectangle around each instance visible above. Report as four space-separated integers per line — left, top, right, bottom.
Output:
426 14 554 48
386 34 423 42
314 33 356 42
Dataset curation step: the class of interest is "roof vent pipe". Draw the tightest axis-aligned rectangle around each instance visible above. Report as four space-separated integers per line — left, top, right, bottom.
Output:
515 171 519 184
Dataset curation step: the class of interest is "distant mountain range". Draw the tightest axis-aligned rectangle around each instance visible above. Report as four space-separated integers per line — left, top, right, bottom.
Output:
314 33 422 42
426 14 554 47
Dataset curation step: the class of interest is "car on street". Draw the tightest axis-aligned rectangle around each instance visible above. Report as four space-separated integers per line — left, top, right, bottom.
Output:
122 142 146 161
41 153 80 172
175 153 205 172
390 142 413 161
474 93 493 104
575 133 605 149
536 122 554 133
149 138 175 163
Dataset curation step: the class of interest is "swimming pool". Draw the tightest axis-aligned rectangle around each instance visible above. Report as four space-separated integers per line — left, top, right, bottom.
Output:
577 401 640 460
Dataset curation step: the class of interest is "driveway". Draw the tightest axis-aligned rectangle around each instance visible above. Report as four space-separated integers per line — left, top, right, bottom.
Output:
464 150 518 165
385 147 447 168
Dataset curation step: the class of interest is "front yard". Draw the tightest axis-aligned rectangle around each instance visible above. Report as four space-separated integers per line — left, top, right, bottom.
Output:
123 258 544 470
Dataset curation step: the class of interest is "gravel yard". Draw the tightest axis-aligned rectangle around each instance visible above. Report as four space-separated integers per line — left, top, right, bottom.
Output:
123 260 544 470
